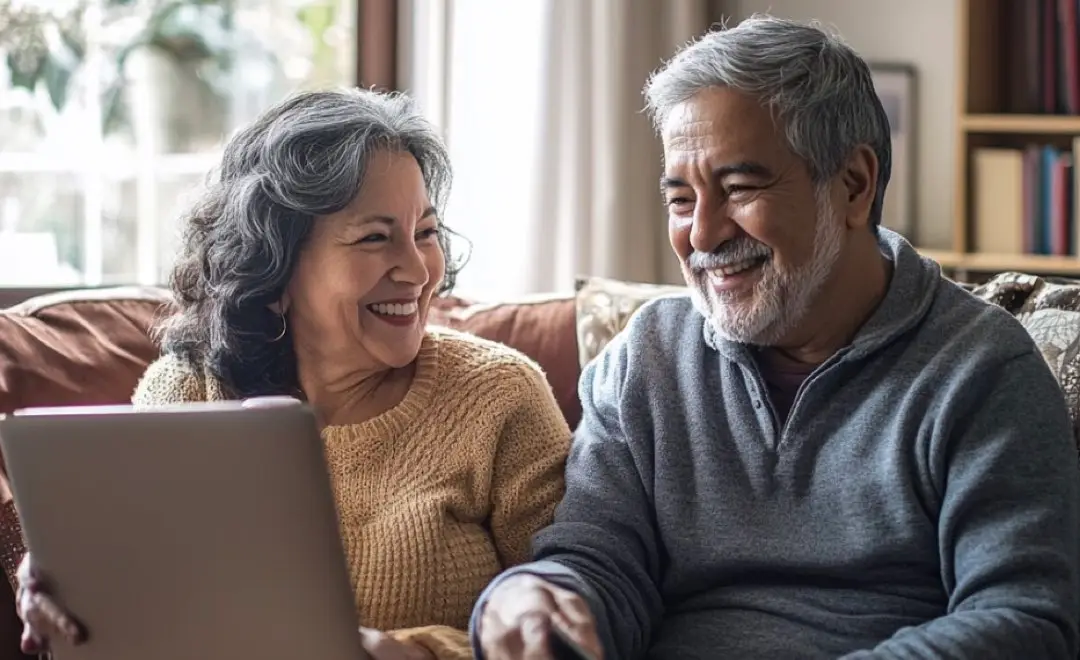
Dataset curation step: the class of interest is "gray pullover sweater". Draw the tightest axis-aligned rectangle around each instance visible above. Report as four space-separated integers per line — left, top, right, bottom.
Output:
472 230 1080 659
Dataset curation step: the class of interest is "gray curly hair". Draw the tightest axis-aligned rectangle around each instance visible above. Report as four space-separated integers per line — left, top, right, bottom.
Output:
158 88 462 397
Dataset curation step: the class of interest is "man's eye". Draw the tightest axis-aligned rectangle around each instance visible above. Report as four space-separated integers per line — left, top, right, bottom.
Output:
666 197 693 207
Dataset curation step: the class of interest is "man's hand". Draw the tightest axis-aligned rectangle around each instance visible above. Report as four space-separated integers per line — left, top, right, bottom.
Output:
359 628 434 660
479 574 603 660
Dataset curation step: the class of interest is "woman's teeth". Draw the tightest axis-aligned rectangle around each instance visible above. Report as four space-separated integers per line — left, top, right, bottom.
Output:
369 302 418 316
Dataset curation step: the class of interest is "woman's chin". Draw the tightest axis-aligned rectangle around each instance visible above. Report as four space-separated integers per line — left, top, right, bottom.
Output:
374 335 425 369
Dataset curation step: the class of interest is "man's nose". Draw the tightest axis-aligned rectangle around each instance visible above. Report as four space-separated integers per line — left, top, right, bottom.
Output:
689 200 737 254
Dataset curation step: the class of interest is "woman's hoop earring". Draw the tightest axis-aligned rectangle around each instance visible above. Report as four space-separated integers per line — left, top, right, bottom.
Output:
270 313 288 342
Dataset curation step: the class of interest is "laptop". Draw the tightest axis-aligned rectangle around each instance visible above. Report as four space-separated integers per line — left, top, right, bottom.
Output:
0 402 366 660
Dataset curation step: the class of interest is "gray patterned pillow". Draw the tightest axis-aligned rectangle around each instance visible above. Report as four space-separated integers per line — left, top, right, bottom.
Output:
970 272 1080 447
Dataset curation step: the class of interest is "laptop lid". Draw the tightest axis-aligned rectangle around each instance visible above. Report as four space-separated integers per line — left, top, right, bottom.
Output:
0 402 365 660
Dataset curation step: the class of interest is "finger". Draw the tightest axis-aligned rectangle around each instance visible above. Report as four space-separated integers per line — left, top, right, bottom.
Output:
548 586 594 626
241 396 302 409
20 624 45 655
359 627 403 658
482 578 562 659
479 609 522 660
15 554 35 584
360 628 433 660
551 611 603 660
406 643 435 660
25 592 83 644
17 582 38 620
358 627 385 649
519 612 554 660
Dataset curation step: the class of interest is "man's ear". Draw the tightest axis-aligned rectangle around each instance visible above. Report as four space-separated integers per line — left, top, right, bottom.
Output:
840 144 878 230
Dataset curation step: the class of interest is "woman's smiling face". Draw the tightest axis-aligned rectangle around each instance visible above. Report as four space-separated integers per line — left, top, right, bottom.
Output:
282 149 446 371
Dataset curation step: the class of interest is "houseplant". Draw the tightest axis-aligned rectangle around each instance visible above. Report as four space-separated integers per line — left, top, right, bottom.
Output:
0 0 242 135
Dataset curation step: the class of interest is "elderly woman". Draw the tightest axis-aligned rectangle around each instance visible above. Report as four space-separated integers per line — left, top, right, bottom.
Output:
14 88 571 659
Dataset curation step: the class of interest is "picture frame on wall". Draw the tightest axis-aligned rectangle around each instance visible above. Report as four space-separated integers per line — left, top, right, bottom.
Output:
869 63 917 240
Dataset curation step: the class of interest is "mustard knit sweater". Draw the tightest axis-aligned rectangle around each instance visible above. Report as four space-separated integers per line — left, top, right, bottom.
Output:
131 328 571 659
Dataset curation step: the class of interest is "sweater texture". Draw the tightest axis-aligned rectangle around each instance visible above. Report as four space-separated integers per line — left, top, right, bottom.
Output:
473 228 1080 659
134 328 570 659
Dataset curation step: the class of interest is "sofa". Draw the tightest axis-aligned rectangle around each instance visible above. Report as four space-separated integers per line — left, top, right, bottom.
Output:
0 271 1077 657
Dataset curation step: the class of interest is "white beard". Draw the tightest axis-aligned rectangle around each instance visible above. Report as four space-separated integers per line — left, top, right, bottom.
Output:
687 193 844 346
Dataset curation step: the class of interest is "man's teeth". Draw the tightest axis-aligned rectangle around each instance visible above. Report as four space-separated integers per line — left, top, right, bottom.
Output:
708 257 763 278
369 302 418 316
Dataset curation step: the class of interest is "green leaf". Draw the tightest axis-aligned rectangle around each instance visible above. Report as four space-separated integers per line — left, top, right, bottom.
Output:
40 25 82 110
40 54 76 110
298 3 335 35
100 80 127 134
148 2 234 61
6 52 45 93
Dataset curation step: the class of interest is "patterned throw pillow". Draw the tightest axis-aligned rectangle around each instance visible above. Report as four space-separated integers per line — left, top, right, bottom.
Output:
970 272 1080 447
574 276 686 368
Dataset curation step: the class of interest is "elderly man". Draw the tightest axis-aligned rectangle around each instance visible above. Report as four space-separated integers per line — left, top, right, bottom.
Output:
471 15 1080 660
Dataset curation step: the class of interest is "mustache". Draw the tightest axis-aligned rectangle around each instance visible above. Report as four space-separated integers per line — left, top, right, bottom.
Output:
687 238 772 271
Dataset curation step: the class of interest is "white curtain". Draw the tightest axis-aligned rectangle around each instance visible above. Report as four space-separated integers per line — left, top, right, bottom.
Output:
400 0 713 300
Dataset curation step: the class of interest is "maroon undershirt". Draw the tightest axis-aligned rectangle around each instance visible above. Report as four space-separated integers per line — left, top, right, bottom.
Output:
753 348 818 425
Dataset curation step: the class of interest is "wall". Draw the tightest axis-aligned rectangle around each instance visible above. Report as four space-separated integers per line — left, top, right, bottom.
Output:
718 0 957 248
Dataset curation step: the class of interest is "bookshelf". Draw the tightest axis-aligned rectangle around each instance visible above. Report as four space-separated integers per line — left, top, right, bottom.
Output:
948 0 1080 279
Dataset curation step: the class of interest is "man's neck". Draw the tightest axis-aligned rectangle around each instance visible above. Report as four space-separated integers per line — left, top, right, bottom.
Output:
770 232 892 367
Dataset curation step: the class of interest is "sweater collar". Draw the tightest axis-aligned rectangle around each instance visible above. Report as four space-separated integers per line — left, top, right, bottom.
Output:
703 227 941 363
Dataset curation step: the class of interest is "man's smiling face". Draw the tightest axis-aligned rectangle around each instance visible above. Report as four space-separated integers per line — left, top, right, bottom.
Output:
661 86 845 345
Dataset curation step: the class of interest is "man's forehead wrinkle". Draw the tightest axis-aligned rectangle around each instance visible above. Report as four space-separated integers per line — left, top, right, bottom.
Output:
667 116 715 135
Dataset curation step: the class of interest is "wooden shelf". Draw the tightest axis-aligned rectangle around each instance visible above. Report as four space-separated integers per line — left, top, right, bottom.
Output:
960 253 1080 274
950 1 1080 282
917 249 963 268
918 249 1080 274
963 114 1080 134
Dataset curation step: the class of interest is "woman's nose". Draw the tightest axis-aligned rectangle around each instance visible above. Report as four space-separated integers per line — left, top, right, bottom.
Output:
391 243 429 285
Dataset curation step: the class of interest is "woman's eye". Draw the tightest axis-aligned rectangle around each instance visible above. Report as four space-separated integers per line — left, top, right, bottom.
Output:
417 227 440 240
355 233 388 244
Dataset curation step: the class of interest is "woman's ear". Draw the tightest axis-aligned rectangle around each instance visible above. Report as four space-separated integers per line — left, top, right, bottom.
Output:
268 294 290 315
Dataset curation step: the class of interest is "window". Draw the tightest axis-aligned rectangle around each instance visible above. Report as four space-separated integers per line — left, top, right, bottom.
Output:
0 0 356 287
405 0 548 300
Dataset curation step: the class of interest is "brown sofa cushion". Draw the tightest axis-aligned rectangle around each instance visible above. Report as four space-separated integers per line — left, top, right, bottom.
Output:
0 288 581 437
429 294 582 429
0 287 170 418
0 286 170 658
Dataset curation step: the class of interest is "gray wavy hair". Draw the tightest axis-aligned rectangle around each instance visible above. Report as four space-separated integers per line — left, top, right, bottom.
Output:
158 88 462 398
644 15 892 227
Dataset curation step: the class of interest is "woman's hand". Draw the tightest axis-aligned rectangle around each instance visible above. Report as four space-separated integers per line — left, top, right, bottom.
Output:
359 627 435 660
15 554 85 654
